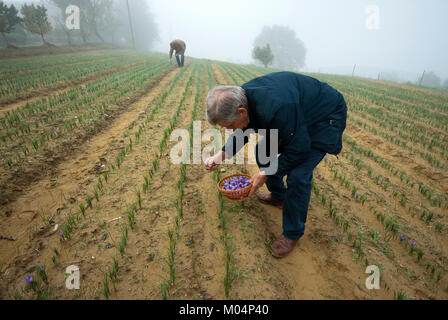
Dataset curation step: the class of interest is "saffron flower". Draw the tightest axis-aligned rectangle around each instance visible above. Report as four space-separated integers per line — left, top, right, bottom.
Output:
400 234 407 241
59 232 64 237
25 276 33 283
55 128 60 134
411 241 416 246
221 176 251 191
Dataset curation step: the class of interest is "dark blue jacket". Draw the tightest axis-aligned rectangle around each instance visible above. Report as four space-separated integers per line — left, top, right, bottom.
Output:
222 71 347 176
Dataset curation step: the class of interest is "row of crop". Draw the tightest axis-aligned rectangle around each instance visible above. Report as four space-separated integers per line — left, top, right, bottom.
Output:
350 99 448 162
1 58 167 141
50 64 190 272
320 157 446 285
329 75 448 114
0 57 166 131
106 64 196 298
9 63 191 300
218 62 256 83
347 107 447 170
1 60 171 169
346 90 448 150
56 64 191 244
312 72 448 116
327 78 448 132
330 150 445 236
343 134 448 209
0 51 137 79
214 62 260 298
313 164 443 299
0 50 136 75
346 95 448 159
0 53 160 98
60 65 195 299
159 64 202 299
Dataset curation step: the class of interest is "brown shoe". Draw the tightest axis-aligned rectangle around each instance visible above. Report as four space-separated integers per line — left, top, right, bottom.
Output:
256 193 283 208
270 235 298 258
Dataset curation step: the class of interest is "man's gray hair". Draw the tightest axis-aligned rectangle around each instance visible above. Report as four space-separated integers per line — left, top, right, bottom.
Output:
206 85 248 125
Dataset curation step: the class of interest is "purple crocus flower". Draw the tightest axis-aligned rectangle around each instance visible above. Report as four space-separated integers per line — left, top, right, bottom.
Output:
411 241 416 246
40 266 44 271
355 192 359 198
55 128 60 134
25 276 33 283
222 176 250 191
400 234 406 241
59 232 64 237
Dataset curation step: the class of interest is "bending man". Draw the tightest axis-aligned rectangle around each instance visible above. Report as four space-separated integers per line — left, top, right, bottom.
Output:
169 39 186 67
204 72 347 258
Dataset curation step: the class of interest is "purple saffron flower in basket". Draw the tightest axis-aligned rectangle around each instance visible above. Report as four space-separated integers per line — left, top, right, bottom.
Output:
25 276 33 283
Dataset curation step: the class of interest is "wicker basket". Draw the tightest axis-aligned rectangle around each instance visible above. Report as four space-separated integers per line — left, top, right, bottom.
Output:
217 174 252 201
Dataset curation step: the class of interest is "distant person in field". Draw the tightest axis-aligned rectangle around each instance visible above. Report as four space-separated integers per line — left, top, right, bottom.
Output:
204 72 347 258
169 39 186 67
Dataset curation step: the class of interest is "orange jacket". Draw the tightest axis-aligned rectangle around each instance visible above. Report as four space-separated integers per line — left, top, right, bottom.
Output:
169 39 186 59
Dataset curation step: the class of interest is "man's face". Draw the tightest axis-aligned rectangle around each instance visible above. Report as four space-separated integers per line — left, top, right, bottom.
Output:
217 108 249 130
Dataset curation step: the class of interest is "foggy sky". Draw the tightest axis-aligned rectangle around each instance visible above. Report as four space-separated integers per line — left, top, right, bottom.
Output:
4 0 447 81
150 0 448 80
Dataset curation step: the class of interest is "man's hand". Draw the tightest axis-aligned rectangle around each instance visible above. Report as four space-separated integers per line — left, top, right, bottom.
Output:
248 171 268 196
204 151 226 171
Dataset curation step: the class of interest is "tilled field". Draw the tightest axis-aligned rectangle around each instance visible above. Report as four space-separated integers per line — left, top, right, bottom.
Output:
0 49 447 300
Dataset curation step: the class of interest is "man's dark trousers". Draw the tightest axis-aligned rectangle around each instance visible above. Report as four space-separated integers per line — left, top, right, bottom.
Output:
256 144 326 241
175 54 184 67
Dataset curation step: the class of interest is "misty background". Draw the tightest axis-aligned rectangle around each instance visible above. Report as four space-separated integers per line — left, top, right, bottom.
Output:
1 0 448 87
